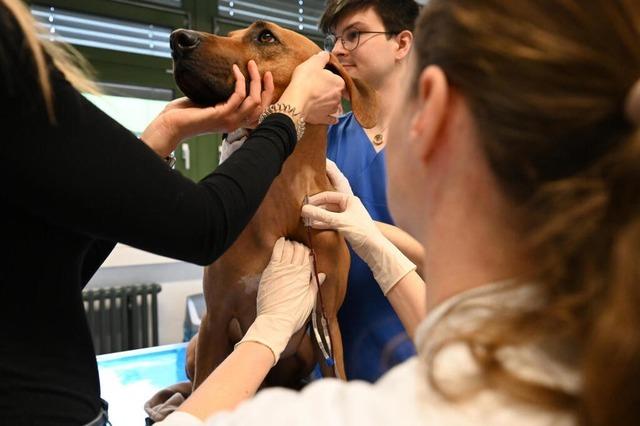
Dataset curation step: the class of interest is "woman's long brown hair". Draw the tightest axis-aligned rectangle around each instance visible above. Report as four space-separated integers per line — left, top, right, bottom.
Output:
413 1 640 424
2 0 98 122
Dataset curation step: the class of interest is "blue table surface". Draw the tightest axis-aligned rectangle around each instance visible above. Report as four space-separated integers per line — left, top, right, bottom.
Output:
97 343 189 425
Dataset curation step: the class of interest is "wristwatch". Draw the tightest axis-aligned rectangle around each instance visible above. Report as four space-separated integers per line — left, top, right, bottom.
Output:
164 154 176 168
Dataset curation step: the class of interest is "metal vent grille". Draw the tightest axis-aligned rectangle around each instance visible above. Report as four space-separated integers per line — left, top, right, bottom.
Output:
218 0 326 35
31 5 172 58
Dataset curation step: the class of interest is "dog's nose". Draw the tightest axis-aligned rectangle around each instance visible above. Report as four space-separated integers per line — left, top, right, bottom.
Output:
170 29 200 56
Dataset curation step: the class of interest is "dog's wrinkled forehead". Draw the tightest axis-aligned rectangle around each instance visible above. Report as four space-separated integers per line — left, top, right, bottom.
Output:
219 20 321 98
228 20 320 59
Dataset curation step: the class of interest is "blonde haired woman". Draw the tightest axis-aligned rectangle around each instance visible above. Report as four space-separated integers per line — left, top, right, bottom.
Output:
0 0 344 424
154 0 640 425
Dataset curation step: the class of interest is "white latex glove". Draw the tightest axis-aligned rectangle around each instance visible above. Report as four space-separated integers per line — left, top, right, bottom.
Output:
326 159 353 195
237 237 325 365
218 128 249 164
301 191 415 295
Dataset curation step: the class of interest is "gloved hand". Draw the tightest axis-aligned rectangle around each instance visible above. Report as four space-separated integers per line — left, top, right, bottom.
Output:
301 191 415 295
218 128 249 164
237 237 325 365
325 159 353 195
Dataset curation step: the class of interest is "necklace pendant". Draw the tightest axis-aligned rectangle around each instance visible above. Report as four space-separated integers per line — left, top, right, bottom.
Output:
373 133 384 145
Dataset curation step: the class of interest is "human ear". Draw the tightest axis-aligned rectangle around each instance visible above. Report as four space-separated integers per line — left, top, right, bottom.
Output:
409 65 449 163
394 30 413 61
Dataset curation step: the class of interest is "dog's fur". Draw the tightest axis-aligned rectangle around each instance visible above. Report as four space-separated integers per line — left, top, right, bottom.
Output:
171 21 378 389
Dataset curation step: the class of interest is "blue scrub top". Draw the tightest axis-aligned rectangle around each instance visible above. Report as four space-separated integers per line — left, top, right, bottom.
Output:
327 112 416 382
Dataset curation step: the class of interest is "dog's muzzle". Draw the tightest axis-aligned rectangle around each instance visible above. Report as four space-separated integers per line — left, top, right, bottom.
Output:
170 29 200 60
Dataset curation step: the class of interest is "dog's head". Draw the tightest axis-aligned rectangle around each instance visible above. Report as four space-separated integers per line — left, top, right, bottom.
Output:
170 21 377 128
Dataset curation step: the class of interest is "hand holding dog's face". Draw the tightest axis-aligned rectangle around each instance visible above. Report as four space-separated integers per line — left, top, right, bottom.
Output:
171 21 319 106
170 21 378 129
140 61 274 149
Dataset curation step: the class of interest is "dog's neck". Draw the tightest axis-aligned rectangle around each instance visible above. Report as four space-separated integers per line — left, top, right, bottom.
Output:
229 124 327 170
288 124 327 170
234 122 330 239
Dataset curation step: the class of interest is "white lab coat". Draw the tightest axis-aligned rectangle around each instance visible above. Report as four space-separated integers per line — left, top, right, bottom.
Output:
157 283 578 426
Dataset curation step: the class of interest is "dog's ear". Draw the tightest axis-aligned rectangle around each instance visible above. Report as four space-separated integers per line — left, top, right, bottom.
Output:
326 54 378 129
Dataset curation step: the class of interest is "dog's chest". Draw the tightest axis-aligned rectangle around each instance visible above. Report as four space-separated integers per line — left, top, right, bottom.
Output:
239 273 261 295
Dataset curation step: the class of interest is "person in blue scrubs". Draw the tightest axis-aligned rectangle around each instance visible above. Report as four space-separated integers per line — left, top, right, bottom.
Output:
320 0 423 382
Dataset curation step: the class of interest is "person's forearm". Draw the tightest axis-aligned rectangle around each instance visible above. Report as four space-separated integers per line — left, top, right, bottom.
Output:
206 115 297 259
385 271 427 338
358 230 427 337
375 221 425 277
178 342 273 421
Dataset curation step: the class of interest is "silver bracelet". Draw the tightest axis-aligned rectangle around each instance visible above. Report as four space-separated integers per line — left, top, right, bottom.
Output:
258 103 306 142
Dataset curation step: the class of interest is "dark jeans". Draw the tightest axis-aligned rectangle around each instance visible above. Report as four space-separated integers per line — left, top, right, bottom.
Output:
84 399 111 426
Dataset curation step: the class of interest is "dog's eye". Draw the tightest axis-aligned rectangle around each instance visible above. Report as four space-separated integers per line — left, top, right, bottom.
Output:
257 30 277 44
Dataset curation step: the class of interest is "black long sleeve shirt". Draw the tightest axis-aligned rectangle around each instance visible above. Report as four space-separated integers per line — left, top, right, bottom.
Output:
0 5 296 424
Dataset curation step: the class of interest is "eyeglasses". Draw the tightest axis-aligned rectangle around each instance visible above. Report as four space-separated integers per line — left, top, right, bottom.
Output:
324 28 397 52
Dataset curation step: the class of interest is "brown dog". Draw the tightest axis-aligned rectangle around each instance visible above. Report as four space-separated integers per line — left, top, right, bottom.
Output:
170 21 378 389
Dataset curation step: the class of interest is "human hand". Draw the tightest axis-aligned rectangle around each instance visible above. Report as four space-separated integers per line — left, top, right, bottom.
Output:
279 51 345 125
326 159 353 195
301 191 380 255
301 192 415 295
238 237 325 364
141 60 274 157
